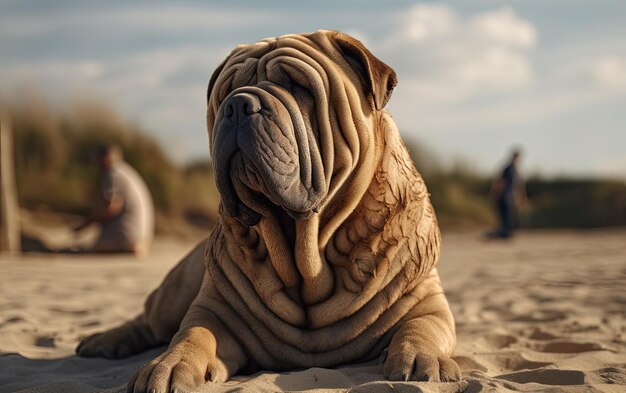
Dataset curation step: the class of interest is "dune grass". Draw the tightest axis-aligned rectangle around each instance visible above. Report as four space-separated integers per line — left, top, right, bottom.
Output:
4 93 218 234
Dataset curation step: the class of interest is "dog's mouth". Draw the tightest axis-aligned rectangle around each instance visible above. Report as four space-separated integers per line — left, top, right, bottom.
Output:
251 191 314 248
274 201 297 248
214 139 316 239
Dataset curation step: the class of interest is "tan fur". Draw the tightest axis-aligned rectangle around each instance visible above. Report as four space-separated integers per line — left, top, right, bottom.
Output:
77 30 460 392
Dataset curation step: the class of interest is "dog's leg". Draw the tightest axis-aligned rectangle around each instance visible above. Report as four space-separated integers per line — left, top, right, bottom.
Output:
381 272 461 382
127 277 248 392
76 316 159 359
77 240 207 359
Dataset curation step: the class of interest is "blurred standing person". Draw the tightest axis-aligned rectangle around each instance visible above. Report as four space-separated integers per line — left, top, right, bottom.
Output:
74 145 155 255
487 148 528 239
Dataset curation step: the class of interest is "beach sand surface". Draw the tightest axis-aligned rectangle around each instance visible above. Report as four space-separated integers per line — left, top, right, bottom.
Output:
1 230 625 392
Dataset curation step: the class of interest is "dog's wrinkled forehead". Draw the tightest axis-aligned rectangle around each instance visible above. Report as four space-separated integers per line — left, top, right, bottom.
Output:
207 35 328 107
206 30 397 118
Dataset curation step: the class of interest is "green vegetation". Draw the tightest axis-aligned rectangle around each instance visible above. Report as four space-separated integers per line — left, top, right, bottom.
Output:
406 142 626 229
525 178 626 228
4 93 219 234
3 94 625 232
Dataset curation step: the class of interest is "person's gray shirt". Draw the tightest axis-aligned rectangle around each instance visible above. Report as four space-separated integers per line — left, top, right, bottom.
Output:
95 161 154 252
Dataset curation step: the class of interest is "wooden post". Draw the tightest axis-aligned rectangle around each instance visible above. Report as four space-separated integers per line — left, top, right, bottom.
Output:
0 111 21 255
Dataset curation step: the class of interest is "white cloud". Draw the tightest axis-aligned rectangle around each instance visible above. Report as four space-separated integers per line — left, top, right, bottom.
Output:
95 47 220 91
0 5 281 38
377 4 625 178
0 44 232 161
402 4 456 43
0 46 226 101
0 61 107 102
469 7 536 49
449 47 531 90
587 56 626 91
561 55 626 96
376 4 536 105
391 89 607 134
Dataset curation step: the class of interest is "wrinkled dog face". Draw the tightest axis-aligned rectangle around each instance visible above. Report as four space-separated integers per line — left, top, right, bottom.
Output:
207 30 397 230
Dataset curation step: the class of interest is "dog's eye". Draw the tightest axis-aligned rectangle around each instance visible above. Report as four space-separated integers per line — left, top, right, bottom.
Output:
289 80 309 95
289 80 301 90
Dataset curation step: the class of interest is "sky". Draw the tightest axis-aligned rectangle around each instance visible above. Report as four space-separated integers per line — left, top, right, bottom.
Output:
1 0 625 179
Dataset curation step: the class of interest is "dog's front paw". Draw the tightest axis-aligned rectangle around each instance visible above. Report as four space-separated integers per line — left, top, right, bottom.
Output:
127 349 227 393
381 345 461 382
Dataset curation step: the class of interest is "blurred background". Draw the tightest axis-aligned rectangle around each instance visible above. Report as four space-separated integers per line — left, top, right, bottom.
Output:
1 0 625 243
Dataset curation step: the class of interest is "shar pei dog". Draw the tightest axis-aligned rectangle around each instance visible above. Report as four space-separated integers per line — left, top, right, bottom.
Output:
77 30 460 391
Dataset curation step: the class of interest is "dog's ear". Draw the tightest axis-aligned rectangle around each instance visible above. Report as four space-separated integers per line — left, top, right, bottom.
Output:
207 56 229 104
332 32 398 111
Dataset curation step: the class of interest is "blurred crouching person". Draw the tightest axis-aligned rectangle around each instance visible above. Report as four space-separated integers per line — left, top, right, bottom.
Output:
74 145 155 255
487 148 529 239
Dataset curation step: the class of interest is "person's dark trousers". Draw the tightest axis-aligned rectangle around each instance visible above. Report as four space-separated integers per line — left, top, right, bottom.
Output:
497 196 513 238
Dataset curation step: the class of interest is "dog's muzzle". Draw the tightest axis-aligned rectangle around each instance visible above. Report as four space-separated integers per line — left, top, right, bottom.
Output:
212 86 327 226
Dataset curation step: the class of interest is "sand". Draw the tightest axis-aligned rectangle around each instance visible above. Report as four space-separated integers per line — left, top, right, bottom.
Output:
1 229 625 392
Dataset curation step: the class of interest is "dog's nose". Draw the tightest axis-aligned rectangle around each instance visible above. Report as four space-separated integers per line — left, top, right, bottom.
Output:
224 93 261 118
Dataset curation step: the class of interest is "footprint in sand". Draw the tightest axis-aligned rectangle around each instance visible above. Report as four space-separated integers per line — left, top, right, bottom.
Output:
522 326 613 354
595 367 626 385
529 340 611 353
79 320 100 328
478 333 518 349
456 352 553 374
49 307 90 316
497 368 585 385
453 356 489 373
527 328 560 340
35 336 56 348
0 316 26 328
503 352 553 372
511 309 567 322
497 366 626 386
15 335 57 348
